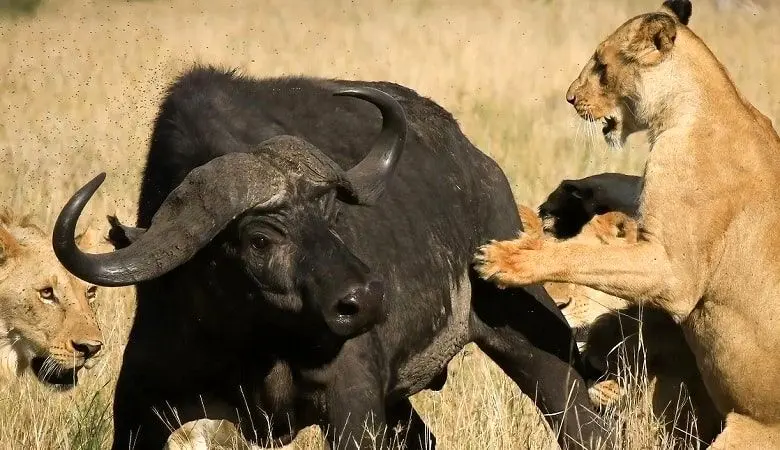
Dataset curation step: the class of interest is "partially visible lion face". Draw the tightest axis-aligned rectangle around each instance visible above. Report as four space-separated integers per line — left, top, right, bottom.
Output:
518 205 636 332
542 212 636 328
0 215 104 388
566 10 680 146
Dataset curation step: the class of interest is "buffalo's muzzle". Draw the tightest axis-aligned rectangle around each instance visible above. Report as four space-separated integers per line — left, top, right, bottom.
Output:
325 280 385 337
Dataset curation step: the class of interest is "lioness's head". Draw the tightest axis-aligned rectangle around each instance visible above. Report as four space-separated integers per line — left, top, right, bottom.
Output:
0 212 103 388
566 0 692 147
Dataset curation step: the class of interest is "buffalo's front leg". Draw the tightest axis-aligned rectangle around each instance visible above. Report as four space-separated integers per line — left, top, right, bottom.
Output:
320 335 389 449
474 234 681 314
386 397 435 449
470 276 607 450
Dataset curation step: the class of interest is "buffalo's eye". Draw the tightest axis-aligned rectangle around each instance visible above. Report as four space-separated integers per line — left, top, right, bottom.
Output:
38 287 56 304
251 235 270 251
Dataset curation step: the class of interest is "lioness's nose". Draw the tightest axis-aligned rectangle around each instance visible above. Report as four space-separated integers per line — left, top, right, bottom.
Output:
72 339 103 358
566 81 579 105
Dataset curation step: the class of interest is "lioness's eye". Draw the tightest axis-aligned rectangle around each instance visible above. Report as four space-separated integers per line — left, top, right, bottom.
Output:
594 61 609 84
86 286 98 301
38 287 56 303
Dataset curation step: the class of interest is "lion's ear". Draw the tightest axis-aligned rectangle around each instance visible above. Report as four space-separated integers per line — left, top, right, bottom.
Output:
661 0 692 26
592 212 638 244
518 204 543 239
0 225 20 266
625 14 678 65
612 214 638 244
75 226 102 252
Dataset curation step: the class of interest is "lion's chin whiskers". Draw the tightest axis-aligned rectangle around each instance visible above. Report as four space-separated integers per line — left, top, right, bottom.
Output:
31 355 79 388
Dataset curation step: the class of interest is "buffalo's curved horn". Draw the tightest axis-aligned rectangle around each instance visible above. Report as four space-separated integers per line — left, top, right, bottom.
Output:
334 87 408 205
53 152 288 287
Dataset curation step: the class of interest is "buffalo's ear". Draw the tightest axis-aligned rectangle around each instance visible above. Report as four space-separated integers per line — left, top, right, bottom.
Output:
106 215 145 250
562 181 593 201
661 0 692 25
624 14 677 66
0 225 20 266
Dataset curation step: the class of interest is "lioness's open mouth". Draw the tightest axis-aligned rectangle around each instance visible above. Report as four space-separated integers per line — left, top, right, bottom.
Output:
541 214 556 234
31 356 80 388
602 116 617 135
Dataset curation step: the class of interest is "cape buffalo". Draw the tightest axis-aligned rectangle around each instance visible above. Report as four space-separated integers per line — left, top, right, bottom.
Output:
53 66 603 449
538 172 642 239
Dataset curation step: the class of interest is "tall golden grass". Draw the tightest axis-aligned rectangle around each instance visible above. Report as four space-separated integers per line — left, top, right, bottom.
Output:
0 0 778 448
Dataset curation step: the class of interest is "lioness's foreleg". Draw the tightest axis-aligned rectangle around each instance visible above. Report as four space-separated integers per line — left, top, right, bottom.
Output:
474 235 679 313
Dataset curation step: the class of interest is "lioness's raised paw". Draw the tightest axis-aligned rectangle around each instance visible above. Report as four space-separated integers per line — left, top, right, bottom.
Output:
473 233 544 288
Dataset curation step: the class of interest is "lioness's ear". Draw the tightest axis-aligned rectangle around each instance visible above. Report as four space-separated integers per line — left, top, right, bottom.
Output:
518 204 543 239
661 0 692 26
75 226 103 252
626 14 677 65
613 214 638 244
0 225 20 265
593 212 638 244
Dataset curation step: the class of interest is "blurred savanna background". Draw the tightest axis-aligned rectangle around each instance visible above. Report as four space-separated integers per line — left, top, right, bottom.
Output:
0 0 778 448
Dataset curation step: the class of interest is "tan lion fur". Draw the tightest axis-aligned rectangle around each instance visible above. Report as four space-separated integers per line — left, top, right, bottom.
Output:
709 413 780 450
520 205 722 442
0 208 104 383
165 419 259 450
475 1 780 445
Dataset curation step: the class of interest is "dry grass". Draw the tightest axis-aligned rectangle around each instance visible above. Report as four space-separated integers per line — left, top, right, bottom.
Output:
0 0 778 448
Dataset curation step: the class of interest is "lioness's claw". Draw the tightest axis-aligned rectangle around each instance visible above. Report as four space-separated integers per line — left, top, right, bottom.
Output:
473 253 511 289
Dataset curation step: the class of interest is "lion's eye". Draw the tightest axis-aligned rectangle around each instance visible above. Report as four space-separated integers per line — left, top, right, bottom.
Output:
38 287 56 304
594 61 608 84
86 285 98 301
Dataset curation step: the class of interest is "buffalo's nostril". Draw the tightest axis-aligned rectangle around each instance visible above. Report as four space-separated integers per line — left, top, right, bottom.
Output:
325 281 385 337
72 340 103 358
333 281 383 317
336 295 361 317
566 94 576 105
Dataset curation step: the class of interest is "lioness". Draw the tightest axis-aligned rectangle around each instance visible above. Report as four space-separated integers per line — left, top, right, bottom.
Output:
520 205 722 443
0 210 104 387
475 0 780 445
